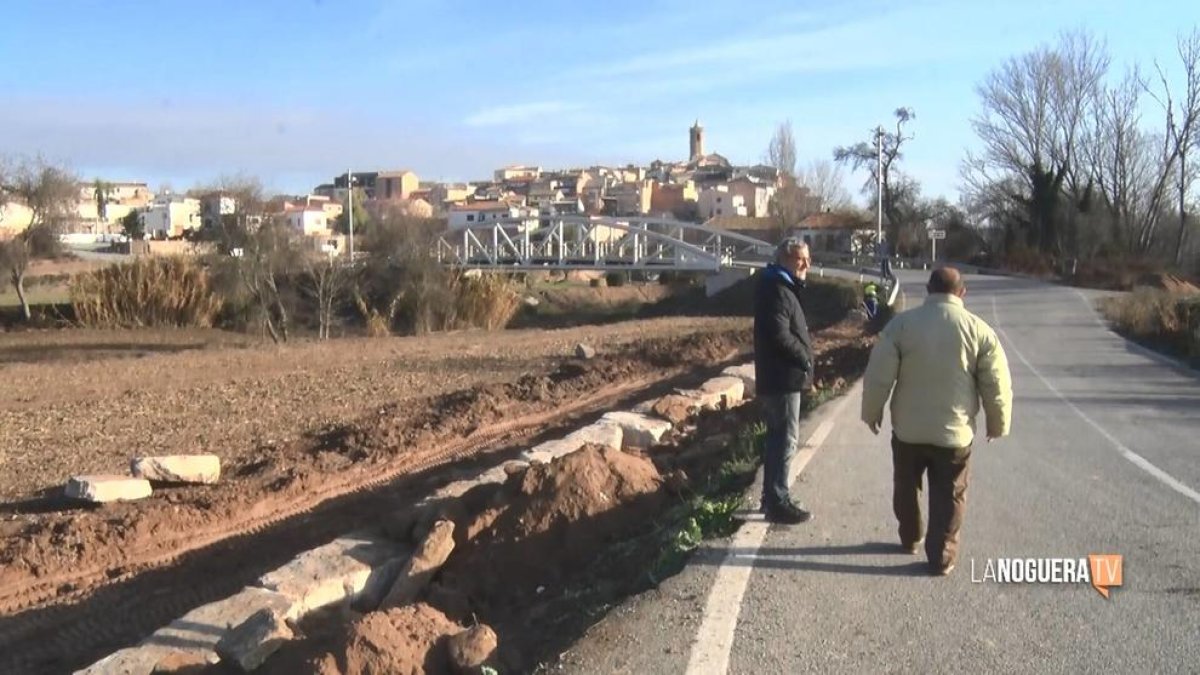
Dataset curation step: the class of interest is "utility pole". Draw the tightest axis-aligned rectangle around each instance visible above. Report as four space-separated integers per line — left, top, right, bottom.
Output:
346 168 354 261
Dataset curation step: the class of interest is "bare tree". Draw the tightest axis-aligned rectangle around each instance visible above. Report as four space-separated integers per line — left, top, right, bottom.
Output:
229 217 300 343
765 120 798 178
1145 28 1200 264
299 251 348 340
796 159 852 211
355 210 456 335
964 31 1109 255
0 158 77 320
834 107 916 246
200 175 299 342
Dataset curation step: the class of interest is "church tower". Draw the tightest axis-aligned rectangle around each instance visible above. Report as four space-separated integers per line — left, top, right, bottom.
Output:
689 120 704 161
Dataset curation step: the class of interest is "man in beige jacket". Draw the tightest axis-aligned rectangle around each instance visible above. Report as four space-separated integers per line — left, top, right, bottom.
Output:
861 267 1012 576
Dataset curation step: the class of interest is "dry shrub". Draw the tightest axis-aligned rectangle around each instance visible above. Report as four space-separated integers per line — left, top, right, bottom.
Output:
452 271 521 330
1071 255 1167 291
1001 245 1055 276
70 257 223 328
354 289 399 337
1101 288 1200 360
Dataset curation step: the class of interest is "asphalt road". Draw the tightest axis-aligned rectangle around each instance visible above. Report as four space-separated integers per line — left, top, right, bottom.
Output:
558 271 1200 674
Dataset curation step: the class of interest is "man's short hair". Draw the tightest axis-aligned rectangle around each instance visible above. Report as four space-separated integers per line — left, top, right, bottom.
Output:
776 237 809 261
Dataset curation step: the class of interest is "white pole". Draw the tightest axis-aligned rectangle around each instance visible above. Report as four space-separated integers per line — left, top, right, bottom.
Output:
347 168 354 261
932 236 937 262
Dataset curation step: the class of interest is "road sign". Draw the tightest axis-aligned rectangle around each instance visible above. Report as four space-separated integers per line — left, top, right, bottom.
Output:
928 229 946 240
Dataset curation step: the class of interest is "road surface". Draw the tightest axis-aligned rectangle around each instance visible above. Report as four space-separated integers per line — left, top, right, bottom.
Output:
559 271 1200 674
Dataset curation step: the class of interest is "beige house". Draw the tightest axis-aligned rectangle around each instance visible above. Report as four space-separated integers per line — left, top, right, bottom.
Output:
650 180 699 217
448 201 539 230
428 183 472 211
375 170 419 201
698 184 747 219
494 165 541 182
74 181 154 231
727 177 773 218
606 180 653 216
142 196 202 238
284 206 332 236
374 198 434 219
0 201 34 237
793 211 876 254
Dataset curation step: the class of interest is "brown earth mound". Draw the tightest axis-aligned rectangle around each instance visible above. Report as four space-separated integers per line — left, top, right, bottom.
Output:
442 445 665 607
265 603 462 675
263 446 667 674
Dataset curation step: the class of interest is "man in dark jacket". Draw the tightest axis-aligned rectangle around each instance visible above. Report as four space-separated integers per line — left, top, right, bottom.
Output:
753 237 814 524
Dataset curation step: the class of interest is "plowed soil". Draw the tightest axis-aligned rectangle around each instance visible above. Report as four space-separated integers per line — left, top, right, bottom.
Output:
0 319 750 674
0 296 871 674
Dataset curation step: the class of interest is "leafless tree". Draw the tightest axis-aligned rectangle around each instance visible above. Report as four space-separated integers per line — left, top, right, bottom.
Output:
0 157 77 320
1084 69 1157 252
229 217 301 343
299 250 349 340
796 159 852 211
355 210 456 335
766 178 820 240
765 120 798 178
834 107 916 246
201 175 299 342
1145 28 1200 264
964 31 1109 255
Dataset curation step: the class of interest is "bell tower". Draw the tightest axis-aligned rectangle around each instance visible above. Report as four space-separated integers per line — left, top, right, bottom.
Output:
689 120 704 161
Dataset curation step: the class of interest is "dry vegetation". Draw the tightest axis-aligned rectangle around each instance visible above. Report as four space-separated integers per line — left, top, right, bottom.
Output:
1101 287 1200 363
70 257 223 328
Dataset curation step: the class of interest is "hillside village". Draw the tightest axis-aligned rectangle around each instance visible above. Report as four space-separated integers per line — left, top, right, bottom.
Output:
0 122 870 257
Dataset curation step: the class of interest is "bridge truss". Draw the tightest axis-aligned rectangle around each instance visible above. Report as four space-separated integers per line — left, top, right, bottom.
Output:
435 215 774 271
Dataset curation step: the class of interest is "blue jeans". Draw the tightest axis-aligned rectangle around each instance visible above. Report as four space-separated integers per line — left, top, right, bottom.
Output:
760 392 803 509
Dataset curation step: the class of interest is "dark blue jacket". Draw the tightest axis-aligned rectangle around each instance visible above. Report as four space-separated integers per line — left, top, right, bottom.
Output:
753 264 814 395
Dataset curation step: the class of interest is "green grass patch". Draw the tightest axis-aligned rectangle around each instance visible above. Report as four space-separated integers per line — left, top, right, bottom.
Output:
648 422 765 582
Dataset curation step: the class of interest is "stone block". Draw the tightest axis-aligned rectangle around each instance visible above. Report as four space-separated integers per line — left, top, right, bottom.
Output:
131 455 221 485
65 475 152 503
256 536 404 620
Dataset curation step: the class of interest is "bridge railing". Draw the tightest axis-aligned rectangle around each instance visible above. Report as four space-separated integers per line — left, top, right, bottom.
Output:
435 216 773 271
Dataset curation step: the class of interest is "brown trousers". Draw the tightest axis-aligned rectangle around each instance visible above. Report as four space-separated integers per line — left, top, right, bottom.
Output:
891 435 972 568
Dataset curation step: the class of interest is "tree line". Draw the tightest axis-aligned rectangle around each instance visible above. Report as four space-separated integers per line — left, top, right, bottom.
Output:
764 26 1200 275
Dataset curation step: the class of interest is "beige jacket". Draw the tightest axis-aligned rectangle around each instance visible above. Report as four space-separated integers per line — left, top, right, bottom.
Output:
861 294 1012 448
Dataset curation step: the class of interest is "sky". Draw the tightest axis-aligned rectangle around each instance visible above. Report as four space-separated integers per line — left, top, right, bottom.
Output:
1 0 1198 202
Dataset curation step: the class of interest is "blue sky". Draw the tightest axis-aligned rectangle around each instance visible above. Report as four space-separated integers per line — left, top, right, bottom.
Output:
1 0 1197 202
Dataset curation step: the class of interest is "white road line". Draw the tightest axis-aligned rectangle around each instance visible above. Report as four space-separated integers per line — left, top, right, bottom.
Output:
685 392 854 675
991 295 1200 507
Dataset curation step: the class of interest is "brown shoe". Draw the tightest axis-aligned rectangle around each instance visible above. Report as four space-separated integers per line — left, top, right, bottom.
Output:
932 562 956 576
902 538 924 555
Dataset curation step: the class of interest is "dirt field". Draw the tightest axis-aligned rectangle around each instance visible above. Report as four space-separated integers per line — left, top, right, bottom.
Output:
0 321 762 673
0 318 744 502
0 274 871 673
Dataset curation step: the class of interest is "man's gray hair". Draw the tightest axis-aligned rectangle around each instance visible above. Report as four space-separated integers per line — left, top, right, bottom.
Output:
776 237 809 261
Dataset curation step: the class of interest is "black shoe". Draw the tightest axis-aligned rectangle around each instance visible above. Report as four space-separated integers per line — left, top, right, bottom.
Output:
764 501 813 524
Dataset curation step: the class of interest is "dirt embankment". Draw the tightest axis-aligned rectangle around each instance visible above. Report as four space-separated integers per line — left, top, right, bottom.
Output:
0 327 755 674
0 277 871 674
250 322 875 674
